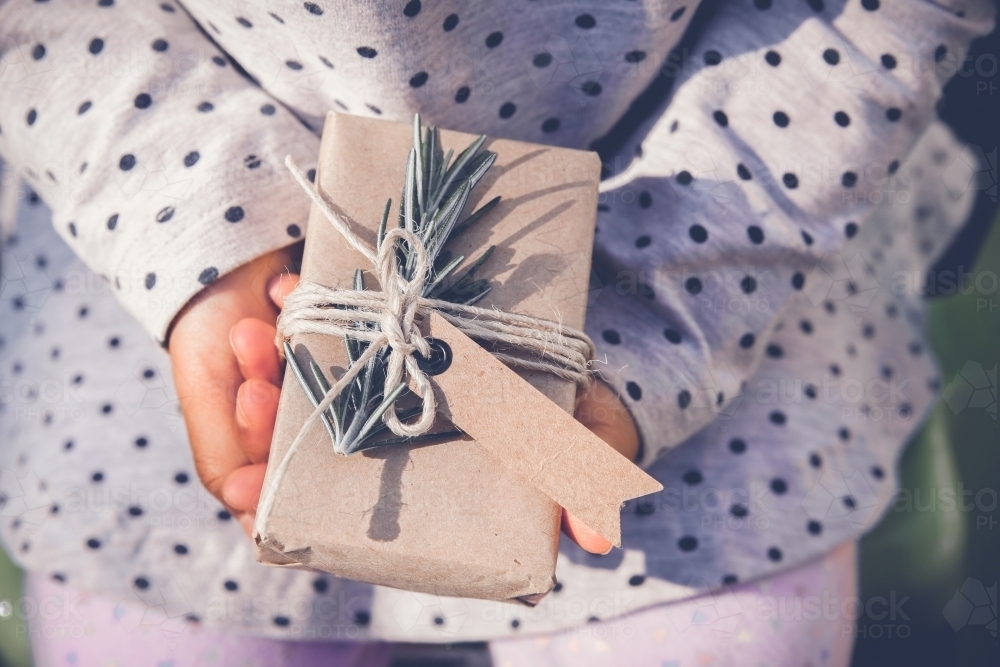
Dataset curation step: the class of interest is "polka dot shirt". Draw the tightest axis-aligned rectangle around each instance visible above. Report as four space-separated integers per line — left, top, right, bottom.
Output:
0 0 993 643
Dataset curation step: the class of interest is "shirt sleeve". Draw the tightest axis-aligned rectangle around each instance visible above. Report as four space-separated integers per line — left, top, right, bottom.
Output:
0 0 319 343
585 0 995 465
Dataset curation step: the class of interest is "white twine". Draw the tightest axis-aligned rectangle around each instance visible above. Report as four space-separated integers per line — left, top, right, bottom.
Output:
278 156 596 438
254 157 595 536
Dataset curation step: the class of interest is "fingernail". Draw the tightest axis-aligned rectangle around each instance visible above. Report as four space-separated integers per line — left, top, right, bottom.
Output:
238 513 255 535
599 543 614 556
229 326 245 364
267 274 283 305
234 390 248 429
221 484 237 509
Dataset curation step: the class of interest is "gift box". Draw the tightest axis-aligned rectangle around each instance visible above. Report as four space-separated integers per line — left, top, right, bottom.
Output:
254 112 658 602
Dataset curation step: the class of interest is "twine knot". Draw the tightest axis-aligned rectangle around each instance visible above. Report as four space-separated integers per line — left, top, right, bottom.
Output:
371 226 438 438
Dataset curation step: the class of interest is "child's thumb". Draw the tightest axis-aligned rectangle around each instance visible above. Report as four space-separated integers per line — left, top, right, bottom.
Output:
267 273 301 309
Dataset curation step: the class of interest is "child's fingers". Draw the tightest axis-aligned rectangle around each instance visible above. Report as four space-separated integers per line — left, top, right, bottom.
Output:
222 463 267 513
267 273 301 309
575 381 639 462
230 318 282 385
236 512 256 538
235 378 280 463
558 380 639 554
561 510 613 555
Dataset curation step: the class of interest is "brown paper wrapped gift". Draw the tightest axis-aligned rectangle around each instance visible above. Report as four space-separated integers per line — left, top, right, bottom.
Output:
254 112 659 602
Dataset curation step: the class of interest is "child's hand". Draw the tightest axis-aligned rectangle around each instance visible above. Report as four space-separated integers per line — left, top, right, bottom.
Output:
168 250 296 536
564 377 640 553
217 272 640 555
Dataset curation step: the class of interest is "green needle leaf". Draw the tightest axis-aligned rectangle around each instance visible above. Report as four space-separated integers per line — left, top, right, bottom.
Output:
345 335 359 366
463 151 497 191
425 253 466 297
432 134 486 211
377 198 391 251
461 281 492 306
310 360 343 440
425 125 435 205
344 382 408 454
413 115 425 214
435 147 453 199
424 181 471 257
451 197 501 239
284 342 339 445
349 429 466 454
404 148 417 233
430 128 445 199
452 245 495 287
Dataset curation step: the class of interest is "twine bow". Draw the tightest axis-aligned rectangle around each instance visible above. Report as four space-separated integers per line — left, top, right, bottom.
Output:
284 224 440 440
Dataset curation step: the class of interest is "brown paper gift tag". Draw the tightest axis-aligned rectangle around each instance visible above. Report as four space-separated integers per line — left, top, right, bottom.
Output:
418 313 661 547
255 112 658 602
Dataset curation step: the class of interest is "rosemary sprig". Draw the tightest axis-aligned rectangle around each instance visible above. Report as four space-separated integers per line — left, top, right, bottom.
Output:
288 115 500 455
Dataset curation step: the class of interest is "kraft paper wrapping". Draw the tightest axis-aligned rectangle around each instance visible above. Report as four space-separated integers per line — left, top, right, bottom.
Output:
255 112 604 601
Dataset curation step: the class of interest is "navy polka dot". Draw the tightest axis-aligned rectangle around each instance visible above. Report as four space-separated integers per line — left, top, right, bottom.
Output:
626 381 642 400
198 268 219 285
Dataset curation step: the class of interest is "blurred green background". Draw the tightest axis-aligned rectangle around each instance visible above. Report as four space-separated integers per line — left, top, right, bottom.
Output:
0 536 29 667
853 210 999 666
